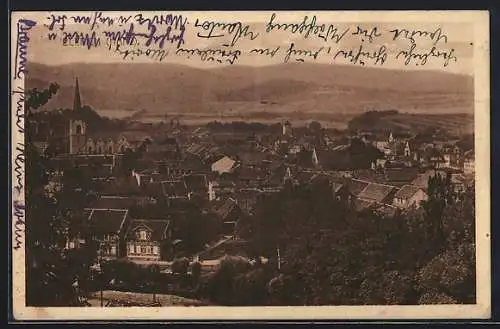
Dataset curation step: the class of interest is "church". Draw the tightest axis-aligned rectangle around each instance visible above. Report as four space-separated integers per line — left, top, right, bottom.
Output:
31 78 144 156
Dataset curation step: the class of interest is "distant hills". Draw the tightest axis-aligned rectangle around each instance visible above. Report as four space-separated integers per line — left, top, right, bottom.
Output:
26 62 474 121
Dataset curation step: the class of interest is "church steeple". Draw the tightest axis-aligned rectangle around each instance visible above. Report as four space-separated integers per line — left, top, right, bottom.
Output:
73 77 82 111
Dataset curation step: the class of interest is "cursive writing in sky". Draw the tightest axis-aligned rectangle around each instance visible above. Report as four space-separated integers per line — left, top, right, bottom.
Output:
22 11 474 74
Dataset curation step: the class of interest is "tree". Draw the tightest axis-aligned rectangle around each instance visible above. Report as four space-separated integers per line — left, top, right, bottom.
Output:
25 82 97 306
190 261 202 282
204 256 252 305
308 121 322 132
171 257 189 276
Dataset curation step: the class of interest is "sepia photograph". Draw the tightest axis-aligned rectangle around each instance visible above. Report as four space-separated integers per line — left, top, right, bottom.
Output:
10 10 490 320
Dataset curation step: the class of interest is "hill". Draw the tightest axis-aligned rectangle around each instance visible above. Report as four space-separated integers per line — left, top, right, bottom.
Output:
26 62 474 121
348 110 474 136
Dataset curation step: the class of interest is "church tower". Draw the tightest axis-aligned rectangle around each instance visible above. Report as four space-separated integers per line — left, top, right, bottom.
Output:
73 77 82 111
312 147 319 167
69 77 87 154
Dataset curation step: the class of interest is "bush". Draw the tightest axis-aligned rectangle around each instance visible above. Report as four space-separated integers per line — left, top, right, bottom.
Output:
171 257 189 275
190 261 202 280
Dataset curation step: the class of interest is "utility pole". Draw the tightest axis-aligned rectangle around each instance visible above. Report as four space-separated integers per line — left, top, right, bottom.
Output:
98 247 103 307
277 244 281 271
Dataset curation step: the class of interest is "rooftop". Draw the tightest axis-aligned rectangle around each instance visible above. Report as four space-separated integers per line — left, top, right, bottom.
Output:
86 208 129 234
126 219 171 241
357 182 396 203
394 185 424 200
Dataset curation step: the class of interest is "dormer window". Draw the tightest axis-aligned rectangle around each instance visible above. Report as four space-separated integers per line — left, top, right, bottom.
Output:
137 229 150 241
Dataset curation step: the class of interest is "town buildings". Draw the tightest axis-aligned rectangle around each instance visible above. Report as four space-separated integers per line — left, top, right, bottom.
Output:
39 77 474 269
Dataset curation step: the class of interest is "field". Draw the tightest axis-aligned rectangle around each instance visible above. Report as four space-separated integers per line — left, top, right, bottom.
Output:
382 113 474 135
349 112 474 136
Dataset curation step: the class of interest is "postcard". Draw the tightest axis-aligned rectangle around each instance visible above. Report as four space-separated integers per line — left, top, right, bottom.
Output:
10 10 490 320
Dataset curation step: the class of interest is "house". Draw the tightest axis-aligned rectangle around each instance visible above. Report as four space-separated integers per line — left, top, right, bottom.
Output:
375 158 387 169
211 156 237 175
383 168 420 186
282 120 292 136
373 140 390 152
331 182 346 201
89 195 156 210
161 180 189 200
352 198 376 212
146 137 180 159
450 174 466 194
183 174 208 200
393 185 428 209
442 154 451 168
237 151 269 167
374 203 399 218
346 179 370 200
86 208 131 260
463 151 474 175
288 143 302 154
404 141 411 157
125 219 173 262
235 188 262 215
211 197 242 235
208 180 236 201
357 182 396 204
411 170 447 190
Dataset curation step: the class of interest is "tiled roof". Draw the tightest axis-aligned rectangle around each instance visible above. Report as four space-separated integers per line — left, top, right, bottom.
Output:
357 182 396 203
352 198 375 212
89 195 136 209
125 219 170 241
183 174 207 192
99 176 142 195
411 170 446 189
394 185 423 200
237 151 268 165
86 208 129 235
214 198 239 220
142 181 163 197
374 204 398 218
384 168 419 184
348 179 370 196
161 180 188 197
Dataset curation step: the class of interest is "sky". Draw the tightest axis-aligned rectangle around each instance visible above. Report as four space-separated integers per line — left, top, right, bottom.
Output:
12 11 484 75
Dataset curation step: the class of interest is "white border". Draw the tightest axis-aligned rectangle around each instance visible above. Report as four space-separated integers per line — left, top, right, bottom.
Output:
11 10 491 320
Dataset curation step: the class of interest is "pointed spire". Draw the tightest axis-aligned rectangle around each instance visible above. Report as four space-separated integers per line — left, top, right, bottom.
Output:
73 77 82 111
312 147 319 167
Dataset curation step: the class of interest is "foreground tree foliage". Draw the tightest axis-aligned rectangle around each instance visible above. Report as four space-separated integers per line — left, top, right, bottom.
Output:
25 83 97 306
232 175 476 306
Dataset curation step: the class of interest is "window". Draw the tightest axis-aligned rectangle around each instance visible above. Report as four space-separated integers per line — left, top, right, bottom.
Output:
153 246 159 255
111 245 116 255
140 246 146 254
76 125 82 135
138 230 148 240
108 146 113 153
129 244 134 254
98 146 103 154
88 146 93 154
146 246 152 254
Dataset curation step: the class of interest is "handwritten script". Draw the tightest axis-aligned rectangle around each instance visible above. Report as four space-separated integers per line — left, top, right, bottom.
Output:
14 19 37 79
40 12 460 68
12 18 32 250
